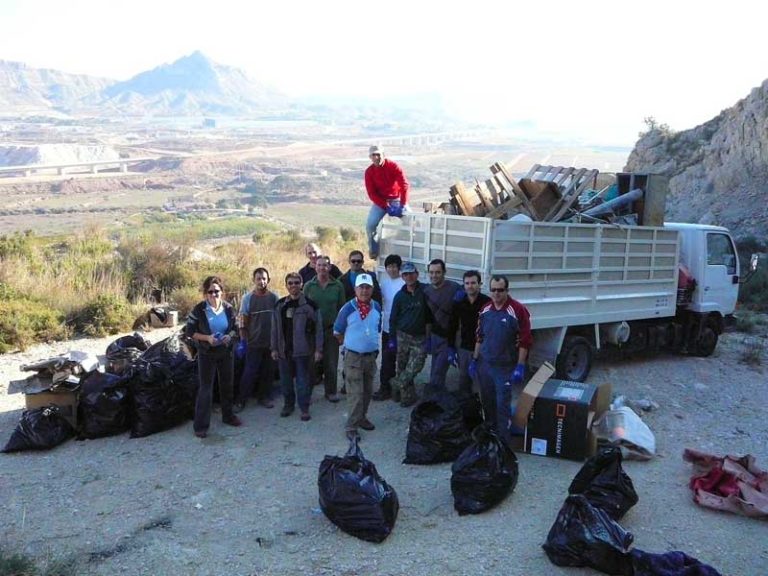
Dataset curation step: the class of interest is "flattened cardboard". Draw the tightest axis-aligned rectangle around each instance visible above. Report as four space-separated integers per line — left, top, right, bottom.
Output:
512 362 555 429
25 389 78 427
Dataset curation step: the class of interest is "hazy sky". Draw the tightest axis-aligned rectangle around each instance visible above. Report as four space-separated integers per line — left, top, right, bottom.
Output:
1 0 766 145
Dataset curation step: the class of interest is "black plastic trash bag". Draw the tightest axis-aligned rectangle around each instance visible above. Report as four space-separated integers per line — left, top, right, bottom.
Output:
543 494 634 575
318 437 399 543
404 394 473 464
105 333 151 376
569 446 639 520
630 549 723 576
78 371 131 439
451 425 519 515
2 406 74 453
455 390 484 432
128 335 196 438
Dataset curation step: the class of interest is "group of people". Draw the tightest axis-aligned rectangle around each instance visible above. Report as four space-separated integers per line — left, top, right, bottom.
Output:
184 144 532 443
185 246 532 444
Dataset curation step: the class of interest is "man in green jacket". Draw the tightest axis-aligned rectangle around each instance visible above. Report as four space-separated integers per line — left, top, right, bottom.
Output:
303 255 346 402
388 261 433 407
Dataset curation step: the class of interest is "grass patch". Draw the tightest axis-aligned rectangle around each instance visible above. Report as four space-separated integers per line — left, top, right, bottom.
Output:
0 547 79 576
740 337 765 366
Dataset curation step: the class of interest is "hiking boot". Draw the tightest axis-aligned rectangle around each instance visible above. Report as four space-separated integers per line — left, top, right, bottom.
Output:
280 406 294 418
300 411 312 422
359 419 376 431
372 388 391 401
194 430 208 439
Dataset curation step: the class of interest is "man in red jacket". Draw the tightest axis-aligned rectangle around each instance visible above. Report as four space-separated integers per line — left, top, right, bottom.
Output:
364 145 409 260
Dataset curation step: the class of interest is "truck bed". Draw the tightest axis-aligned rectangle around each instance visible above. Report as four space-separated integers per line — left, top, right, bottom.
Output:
378 214 679 329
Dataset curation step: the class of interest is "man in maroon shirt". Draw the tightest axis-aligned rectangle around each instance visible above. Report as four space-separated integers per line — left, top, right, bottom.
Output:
364 145 409 260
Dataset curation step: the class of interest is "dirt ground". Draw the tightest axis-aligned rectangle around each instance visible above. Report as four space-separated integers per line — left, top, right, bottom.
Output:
1 327 766 576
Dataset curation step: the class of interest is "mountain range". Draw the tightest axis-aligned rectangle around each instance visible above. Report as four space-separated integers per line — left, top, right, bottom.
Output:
0 51 286 117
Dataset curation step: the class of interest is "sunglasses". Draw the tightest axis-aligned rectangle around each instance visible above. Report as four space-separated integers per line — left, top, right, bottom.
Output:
350 259 363 264
490 288 507 293
287 281 302 286
207 290 221 295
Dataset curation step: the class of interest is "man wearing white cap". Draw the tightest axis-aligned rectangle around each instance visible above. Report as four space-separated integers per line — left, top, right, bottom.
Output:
364 145 410 260
333 273 382 440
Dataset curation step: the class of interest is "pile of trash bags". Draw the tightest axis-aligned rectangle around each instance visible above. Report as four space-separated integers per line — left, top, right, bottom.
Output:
3 332 198 453
403 391 482 465
543 446 722 575
318 437 399 543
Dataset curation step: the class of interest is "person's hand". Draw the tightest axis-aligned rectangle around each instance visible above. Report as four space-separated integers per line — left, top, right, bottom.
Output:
210 333 222 346
511 363 526 385
452 288 466 303
468 358 478 380
271 350 279 361
221 334 232 346
385 204 397 217
386 335 397 352
235 340 247 359
447 347 459 367
314 350 323 362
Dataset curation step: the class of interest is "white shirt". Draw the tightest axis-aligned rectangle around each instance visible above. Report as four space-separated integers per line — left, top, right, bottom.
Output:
380 274 405 333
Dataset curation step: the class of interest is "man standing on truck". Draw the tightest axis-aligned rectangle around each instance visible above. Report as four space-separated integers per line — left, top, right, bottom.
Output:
423 258 461 396
388 261 433 407
471 275 532 443
447 270 491 394
364 145 409 260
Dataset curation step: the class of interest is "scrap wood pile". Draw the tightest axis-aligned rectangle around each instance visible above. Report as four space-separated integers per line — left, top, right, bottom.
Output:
441 163 661 226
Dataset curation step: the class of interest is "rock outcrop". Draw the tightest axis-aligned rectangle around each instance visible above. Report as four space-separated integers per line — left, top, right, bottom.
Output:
625 80 768 240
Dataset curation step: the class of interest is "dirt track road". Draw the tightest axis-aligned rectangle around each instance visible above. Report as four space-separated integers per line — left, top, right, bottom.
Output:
1 328 766 576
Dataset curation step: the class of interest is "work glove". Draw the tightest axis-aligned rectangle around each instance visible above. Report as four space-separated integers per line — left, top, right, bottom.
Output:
386 335 397 352
468 358 478 380
235 339 247 359
452 288 466 303
447 347 459 368
511 363 526 385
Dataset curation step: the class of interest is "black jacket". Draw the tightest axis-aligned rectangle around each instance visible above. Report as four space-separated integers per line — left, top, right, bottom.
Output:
339 269 382 304
185 300 238 355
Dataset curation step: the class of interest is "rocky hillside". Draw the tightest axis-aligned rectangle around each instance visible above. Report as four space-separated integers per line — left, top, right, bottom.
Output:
0 60 111 113
625 80 768 240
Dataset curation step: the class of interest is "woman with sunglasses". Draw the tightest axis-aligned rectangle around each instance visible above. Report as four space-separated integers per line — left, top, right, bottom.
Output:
185 275 243 438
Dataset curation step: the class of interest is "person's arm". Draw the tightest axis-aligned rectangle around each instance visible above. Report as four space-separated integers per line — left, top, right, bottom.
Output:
372 275 383 305
389 294 400 335
448 303 461 349
336 284 346 312
512 300 533 354
333 302 351 345
392 162 410 206
314 308 324 356
238 294 249 341
270 306 279 360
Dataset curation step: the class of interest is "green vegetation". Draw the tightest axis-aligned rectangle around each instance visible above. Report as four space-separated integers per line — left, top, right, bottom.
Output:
0 546 78 576
0 215 369 353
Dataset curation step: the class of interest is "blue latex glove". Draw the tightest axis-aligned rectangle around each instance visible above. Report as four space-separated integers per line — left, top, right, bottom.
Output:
468 358 478 380
447 347 459 367
386 335 397 352
452 288 467 303
511 363 525 385
392 205 403 218
385 204 397 217
235 339 247 359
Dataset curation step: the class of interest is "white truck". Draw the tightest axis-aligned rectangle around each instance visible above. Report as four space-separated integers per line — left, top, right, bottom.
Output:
377 213 748 381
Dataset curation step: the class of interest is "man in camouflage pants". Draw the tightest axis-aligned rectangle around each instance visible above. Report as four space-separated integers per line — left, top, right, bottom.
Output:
387 262 433 407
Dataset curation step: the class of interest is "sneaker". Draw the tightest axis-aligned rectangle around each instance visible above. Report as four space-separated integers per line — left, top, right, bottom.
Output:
223 415 242 427
194 430 208 439
280 406 294 418
359 419 376 431
232 400 246 414
257 398 275 409
325 393 341 403
372 389 391 401
300 411 311 422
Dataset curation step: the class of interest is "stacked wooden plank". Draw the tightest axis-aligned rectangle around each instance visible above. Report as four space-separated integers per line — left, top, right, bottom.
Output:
446 163 599 222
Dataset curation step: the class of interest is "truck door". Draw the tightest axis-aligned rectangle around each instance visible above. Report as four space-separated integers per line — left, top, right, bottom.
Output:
702 232 739 314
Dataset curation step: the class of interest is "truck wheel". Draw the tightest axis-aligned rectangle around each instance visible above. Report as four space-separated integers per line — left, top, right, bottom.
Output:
693 324 718 357
556 336 593 382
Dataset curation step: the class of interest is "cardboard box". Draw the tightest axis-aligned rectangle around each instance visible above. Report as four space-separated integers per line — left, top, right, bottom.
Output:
512 362 611 460
25 389 79 428
150 309 178 328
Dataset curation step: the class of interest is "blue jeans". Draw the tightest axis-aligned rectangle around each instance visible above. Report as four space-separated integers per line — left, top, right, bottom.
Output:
425 334 450 397
477 360 518 443
237 347 274 403
366 204 387 256
279 356 311 412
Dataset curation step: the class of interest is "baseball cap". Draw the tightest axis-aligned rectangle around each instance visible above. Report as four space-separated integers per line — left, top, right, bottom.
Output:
368 145 383 156
355 273 374 287
400 261 417 274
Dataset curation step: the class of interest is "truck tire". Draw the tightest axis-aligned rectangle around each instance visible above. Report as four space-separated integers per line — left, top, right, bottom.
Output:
556 336 593 382
693 323 718 357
